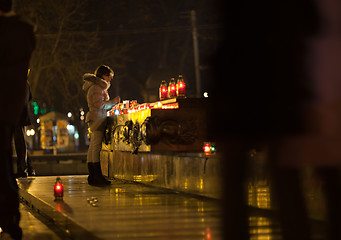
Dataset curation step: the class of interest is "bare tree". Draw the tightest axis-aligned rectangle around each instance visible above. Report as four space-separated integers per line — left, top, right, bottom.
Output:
14 0 132 112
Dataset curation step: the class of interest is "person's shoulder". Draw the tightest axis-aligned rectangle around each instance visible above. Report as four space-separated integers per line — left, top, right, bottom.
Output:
91 84 106 94
88 83 103 94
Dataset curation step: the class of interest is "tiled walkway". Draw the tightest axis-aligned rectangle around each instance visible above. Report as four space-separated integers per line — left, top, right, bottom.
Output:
20 203 61 240
18 176 222 240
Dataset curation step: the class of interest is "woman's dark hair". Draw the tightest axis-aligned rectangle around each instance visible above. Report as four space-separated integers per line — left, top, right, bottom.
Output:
95 65 114 79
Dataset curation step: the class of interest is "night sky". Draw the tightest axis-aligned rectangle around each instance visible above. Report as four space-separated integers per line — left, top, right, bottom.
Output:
14 0 224 114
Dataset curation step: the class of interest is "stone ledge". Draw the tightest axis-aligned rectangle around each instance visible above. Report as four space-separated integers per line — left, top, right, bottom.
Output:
100 151 222 199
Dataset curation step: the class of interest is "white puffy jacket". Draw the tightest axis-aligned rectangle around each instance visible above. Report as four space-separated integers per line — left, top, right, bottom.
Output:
82 73 116 126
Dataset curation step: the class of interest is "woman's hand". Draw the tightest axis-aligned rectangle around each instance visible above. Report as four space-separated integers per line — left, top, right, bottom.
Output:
113 96 120 103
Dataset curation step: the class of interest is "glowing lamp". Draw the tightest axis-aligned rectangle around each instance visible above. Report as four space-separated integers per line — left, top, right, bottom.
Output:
54 177 64 201
176 75 186 97
159 80 168 100
114 109 120 116
168 78 177 98
203 144 211 153
130 100 138 108
203 142 216 155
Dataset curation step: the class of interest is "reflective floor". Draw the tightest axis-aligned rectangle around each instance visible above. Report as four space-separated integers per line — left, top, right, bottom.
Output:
16 166 329 240
0 204 61 240
18 176 222 240
20 204 62 240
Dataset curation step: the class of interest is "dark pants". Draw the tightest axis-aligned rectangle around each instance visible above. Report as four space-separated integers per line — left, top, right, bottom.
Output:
14 126 34 176
0 124 22 240
14 127 27 174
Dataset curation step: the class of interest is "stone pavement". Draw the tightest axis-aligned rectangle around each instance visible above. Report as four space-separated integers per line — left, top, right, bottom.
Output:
20 203 61 240
18 176 221 240
0 204 61 240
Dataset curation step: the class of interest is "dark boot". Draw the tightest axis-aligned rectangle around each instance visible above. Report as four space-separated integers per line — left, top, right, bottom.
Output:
87 162 111 186
14 169 27 178
26 156 36 176
87 163 95 184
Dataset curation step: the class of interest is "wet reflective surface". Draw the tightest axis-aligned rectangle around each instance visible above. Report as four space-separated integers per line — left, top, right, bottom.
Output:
18 176 222 239
245 151 329 240
100 151 222 199
17 157 330 240
19 203 61 240
1 204 62 240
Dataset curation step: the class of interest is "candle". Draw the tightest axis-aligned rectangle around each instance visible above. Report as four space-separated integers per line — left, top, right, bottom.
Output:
176 75 186 97
54 177 64 200
168 78 177 98
159 80 168 100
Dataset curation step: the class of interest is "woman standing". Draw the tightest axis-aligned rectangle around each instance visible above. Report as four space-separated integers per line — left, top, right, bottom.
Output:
82 65 120 186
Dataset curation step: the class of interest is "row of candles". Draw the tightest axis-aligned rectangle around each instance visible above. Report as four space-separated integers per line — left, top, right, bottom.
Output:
106 75 186 116
112 102 150 116
159 75 186 100
110 100 180 116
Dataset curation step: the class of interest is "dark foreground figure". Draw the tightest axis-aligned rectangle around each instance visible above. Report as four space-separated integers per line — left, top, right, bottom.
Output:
0 0 35 239
213 0 341 240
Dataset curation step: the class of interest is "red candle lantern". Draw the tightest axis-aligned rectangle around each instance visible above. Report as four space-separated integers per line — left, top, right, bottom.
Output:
159 80 168 100
176 75 186 97
168 78 177 98
203 142 216 155
54 177 64 201
203 143 211 153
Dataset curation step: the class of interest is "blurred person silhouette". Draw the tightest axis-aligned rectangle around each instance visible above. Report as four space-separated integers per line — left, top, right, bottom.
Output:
211 0 320 240
0 0 35 239
14 80 35 178
276 0 341 239
82 65 120 186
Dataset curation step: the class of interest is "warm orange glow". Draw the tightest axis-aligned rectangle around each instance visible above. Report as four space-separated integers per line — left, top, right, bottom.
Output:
153 102 163 109
159 80 168 100
203 144 211 153
54 181 64 199
161 103 179 109
176 75 186 97
168 78 177 98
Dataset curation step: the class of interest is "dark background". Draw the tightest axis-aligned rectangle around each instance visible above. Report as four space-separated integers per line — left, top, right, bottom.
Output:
14 0 224 115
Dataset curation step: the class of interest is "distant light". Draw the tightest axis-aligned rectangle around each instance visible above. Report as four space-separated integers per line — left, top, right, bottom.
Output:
67 124 74 132
203 142 216 155
36 118 40 124
203 92 209 98
203 144 211 153
80 115 85 121
67 112 72 118
74 131 79 139
26 129 35 136
114 109 120 115
80 110 85 116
